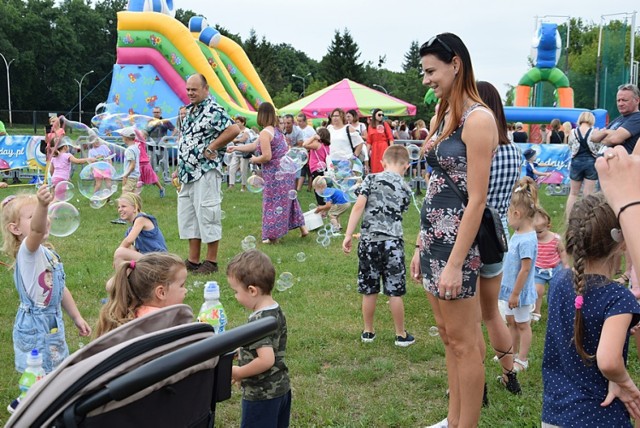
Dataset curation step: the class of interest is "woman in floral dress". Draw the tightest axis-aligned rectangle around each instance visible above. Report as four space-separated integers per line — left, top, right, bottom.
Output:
409 33 498 428
229 103 307 243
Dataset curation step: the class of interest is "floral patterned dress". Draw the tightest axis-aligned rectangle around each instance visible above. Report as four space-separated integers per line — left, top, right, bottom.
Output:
257 128 305 241
419 106 483 299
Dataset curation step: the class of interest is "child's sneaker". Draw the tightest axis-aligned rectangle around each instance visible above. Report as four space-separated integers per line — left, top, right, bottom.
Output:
361 331 376 343
7 397 20 414
159 188 165 198
395 331 415 347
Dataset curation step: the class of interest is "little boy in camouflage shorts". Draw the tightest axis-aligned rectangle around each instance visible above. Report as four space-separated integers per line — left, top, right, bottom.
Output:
227 250 291 427
342 145 415 347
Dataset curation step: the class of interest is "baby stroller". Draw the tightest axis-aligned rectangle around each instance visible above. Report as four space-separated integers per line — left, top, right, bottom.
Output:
537 170 569 196
5 304 277 428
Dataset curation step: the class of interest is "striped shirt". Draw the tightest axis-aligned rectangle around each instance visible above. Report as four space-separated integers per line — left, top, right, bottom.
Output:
487 143 522 219
536 234 562 268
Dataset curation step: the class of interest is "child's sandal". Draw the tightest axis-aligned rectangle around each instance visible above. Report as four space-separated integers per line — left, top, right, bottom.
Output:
514 357 529 372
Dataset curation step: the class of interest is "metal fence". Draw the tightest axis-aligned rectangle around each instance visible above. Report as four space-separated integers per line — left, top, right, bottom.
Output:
0 109 91 134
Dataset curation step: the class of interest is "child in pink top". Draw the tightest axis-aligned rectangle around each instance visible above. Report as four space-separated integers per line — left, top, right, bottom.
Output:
50 139 95 199
134 130 165 198
96 253 187 337
532 207 569 321
302 127 331 207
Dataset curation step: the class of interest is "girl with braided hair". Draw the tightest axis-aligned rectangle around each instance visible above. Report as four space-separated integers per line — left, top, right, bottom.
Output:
542 193 640 427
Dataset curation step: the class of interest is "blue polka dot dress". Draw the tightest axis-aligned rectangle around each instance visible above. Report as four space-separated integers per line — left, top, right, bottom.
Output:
542 269 640 427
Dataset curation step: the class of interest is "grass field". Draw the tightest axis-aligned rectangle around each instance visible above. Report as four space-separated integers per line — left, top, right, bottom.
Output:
0 173 635 427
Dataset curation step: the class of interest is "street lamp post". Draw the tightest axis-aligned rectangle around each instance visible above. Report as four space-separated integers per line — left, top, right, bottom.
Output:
291 72 311 97
74 70 94 123
372 84 389 95
0 53 16 126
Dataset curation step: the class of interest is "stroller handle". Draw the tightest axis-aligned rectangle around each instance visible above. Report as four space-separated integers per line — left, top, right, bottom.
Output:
73 316 278 417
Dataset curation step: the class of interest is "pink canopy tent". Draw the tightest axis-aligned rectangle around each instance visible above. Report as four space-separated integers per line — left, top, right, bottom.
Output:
279 78 416 119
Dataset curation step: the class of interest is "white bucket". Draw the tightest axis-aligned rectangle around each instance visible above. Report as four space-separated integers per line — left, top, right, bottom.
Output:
303 210 323 231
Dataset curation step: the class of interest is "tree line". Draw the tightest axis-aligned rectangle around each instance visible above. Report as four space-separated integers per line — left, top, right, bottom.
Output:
0 1 637 126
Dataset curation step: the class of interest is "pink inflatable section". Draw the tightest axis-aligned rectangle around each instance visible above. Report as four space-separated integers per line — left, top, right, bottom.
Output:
116 47 190 105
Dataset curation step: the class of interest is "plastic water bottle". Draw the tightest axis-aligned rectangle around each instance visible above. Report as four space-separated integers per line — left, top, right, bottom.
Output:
197 281 227 334
18 349 46 400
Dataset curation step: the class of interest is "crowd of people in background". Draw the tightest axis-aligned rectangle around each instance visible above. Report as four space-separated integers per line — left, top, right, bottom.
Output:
1 40 640 427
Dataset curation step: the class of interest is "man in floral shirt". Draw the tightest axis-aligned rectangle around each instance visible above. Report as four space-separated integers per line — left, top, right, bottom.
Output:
176 74 240 274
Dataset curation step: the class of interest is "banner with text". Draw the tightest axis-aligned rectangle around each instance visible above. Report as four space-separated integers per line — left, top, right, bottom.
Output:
0 136 46 171
515 143 571 184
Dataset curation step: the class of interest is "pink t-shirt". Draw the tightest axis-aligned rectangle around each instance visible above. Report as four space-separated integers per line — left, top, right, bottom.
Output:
309 144 330 174
136 140 150 163
51 152 73 183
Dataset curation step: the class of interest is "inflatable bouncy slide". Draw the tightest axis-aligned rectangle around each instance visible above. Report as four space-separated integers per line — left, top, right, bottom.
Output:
98 0 272 132
515 22 574 109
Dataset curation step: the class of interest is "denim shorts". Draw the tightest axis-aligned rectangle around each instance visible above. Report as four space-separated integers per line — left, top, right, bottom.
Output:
570 155 597 181
535 265 562 285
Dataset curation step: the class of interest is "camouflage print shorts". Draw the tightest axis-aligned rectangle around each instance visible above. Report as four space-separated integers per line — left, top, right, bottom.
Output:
357 239 406 296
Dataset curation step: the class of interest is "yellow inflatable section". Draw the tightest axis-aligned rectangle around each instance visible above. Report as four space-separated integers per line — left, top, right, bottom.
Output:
118 11 272 117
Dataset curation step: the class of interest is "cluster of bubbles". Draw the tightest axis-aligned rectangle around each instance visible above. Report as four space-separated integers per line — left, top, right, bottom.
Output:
241 235 257 251
42 110 184 237
316 223 340 247
275 272 295 292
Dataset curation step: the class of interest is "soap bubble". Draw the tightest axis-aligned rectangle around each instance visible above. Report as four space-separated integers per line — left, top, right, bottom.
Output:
275 206 283 215
315 181 336 198
89 197 108 209
280 272 294 284
288 190 297 200
429 326 440 337
247 175 265 193
350 157 364 177
316 161 327 171
407 144 421 161
279 156 298 174
223 152 233 166
54 181 74 202
275 279 288 292
77 161 118 201
545 186 553 196
275 171 286 181
331 158 353 179
220 210 226 220
296 252 306 262
286 147 308 170
316 235 330 246
48 202 80 237
308 203 317 211
241 235 257 251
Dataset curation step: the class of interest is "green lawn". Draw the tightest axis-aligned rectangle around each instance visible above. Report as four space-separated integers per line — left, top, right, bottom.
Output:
0 178 635 427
